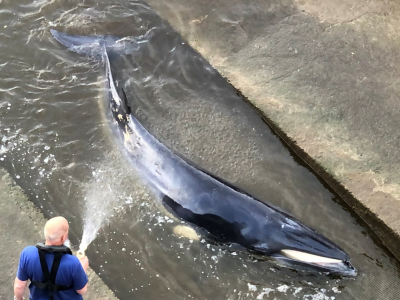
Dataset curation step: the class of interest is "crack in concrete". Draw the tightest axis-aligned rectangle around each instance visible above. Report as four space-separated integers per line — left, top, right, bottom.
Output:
322 11 385 32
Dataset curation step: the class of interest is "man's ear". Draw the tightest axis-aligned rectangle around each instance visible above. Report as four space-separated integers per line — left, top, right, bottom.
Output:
61 233 67 243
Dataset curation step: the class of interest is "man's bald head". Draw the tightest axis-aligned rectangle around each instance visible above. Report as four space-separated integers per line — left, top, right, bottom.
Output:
44 216 69 245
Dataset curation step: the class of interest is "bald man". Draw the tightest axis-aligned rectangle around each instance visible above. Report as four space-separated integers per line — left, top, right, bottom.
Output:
14 216 89 300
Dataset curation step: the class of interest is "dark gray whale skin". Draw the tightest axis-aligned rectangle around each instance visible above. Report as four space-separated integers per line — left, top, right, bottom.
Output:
50 29 357 277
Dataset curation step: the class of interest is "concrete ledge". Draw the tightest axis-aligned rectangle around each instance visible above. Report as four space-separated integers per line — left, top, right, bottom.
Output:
236 89 400 260
0 168 118 300
145 0 400 261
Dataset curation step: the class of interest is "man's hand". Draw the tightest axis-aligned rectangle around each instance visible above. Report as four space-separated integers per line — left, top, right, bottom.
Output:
79 255 89 271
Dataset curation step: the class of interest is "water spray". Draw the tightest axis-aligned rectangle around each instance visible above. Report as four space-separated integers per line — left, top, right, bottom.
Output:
78 173 114 260
78 163 137 258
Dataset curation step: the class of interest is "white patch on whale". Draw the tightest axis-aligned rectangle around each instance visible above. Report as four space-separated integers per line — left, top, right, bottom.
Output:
280 249 342 264
173 225 200 240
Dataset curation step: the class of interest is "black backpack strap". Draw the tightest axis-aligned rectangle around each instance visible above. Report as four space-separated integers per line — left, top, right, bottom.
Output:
31 248 72 300
38 249 51 283
50 253 63 283
48 252 63 299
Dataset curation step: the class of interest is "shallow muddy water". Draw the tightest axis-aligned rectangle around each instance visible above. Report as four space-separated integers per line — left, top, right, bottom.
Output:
1 0 400 299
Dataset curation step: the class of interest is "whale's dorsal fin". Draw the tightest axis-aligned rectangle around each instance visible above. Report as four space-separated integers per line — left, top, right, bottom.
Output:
120 88 132 115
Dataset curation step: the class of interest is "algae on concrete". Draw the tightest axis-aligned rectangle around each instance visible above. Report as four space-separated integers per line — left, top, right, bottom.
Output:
0 168 118 300
144 0 400 259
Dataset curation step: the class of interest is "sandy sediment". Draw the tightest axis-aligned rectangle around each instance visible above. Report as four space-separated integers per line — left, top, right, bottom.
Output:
0 168 118 300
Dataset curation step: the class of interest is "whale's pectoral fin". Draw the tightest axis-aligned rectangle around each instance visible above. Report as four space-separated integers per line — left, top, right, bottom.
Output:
173 225 200 241
160 195 200 241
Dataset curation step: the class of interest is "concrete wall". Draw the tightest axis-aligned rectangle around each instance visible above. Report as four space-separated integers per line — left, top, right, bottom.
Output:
0 168 118 300
144 0 400 259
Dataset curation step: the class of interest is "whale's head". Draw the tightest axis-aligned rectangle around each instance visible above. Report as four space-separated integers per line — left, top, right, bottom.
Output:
251 212 357 277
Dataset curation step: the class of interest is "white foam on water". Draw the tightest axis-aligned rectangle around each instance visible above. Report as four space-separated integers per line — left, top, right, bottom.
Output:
302 291 333 300
256 288 274 299
277 285 289 293
250 283 341 300
247 283 258 292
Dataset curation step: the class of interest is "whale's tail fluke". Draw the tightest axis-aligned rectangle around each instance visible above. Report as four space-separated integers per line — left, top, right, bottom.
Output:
50 29 146 59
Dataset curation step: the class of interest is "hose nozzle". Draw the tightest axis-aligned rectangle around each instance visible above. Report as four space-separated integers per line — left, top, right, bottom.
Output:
77 249 85 259
77 245 87 259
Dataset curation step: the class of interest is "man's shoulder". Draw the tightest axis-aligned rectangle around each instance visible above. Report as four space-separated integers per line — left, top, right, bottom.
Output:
61 252 81 266
21 245 38 256
59 253 85 278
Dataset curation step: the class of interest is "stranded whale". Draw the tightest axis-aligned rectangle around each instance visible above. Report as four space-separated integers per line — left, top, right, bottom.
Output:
51 29 357 276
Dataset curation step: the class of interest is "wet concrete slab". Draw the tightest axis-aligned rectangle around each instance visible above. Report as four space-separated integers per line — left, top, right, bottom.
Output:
144 0 400 260
0 168 118 300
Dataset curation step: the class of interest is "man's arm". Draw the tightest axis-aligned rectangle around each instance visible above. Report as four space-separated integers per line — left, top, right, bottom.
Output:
76 283 88 295
14 277 27 300
74 255 89 295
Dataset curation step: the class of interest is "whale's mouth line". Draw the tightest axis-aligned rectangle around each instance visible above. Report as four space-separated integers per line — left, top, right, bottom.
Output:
280 249 343 266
